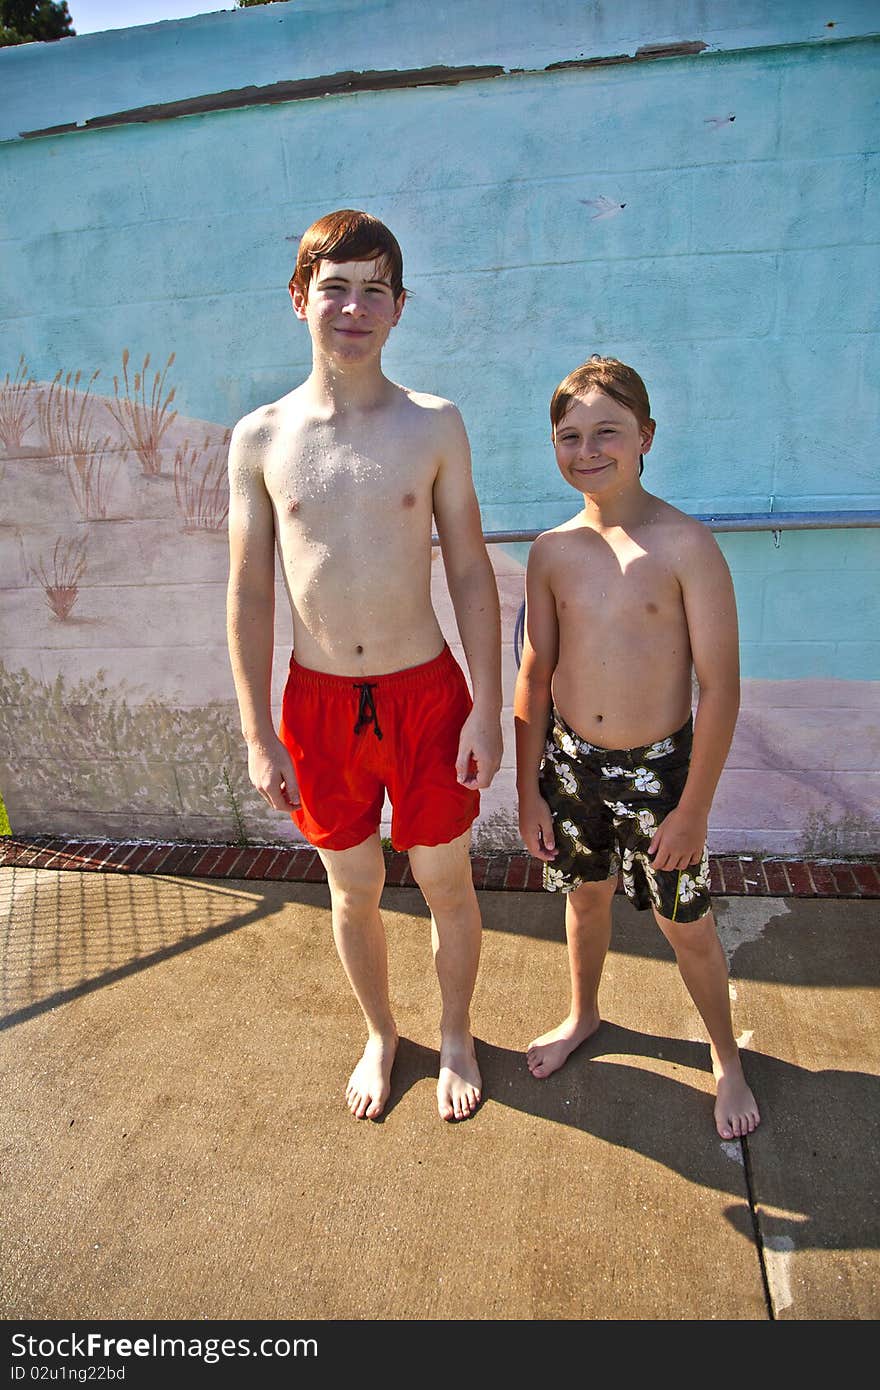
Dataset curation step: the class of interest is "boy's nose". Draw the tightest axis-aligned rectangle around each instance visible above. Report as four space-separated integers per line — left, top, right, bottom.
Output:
342 295 367 315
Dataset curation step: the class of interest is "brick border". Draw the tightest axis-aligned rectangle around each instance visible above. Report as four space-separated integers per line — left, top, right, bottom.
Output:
1 835 878 897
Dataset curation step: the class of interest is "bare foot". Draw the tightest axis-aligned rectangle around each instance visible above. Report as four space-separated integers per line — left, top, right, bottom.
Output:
712 1049 760 1139
526 1011 601 1079
437 1034 482 1121
346 1032 398 1120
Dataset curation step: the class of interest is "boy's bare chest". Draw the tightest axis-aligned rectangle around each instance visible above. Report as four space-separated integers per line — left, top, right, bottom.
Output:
552 534 684 633
264 429 436 526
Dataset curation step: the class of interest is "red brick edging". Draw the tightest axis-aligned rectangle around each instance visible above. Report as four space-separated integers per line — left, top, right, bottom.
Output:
0 835 878 897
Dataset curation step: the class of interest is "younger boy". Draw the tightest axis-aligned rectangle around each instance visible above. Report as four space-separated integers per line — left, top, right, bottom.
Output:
227 210 502 1123
514 356 759 1140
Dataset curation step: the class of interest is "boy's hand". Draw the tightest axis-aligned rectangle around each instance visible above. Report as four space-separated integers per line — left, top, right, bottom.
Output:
518 794 557 861
455 708 503 789
648 805 707 872
247 737 301 813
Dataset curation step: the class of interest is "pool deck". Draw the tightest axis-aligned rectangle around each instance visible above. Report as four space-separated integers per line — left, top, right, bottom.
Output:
1 839 878 1323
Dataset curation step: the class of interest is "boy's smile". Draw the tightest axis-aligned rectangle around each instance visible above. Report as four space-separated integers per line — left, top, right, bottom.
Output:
553 389 654 497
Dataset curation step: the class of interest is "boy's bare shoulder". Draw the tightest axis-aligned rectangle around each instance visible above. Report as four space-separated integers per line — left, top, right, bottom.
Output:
231 386 308 444
527 516 585 571
397 385 464 436
649 496 723 552
649 495 707 531
399 385 457 414
643 496 730 587
229 388 311 474
534 513 590 545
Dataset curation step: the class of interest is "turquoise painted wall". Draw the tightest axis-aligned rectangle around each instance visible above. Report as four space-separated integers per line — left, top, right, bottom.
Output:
0 1 877 848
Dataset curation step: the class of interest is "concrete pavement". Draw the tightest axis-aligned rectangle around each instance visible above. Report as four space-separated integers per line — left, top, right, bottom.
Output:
0 865 877 1320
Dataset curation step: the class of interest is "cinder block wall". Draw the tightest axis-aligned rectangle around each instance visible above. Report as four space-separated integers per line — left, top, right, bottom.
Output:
0 1 877 853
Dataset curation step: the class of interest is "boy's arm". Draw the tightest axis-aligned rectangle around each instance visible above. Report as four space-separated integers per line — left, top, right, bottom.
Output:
226 421 299 812
432 404 503 790
513 537 559 861
649 527 740 872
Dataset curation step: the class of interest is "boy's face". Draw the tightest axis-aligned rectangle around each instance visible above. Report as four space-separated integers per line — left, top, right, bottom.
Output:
553 389 654 498
291 257 405 363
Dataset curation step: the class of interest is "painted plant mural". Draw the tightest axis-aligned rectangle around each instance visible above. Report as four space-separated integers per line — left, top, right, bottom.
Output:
0 351 524 846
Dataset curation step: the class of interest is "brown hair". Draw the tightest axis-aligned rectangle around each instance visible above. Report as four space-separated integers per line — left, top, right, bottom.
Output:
289 209 406 302
550 355 652 434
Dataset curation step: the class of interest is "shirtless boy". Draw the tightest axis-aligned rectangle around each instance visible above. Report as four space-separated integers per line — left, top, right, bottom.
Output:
514 356 759 1140
226 210 502 1123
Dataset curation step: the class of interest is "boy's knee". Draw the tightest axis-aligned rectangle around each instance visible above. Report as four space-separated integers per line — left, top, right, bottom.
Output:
321 851 385 908
409 853 473 911
654 908 717 954
329 878 384 915
316 834 383 900
569 876 618 912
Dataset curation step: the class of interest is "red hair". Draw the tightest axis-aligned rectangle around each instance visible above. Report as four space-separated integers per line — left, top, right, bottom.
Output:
289 209 406 301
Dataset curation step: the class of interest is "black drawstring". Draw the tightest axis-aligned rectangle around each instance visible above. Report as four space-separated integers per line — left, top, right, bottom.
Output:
353 683 383 739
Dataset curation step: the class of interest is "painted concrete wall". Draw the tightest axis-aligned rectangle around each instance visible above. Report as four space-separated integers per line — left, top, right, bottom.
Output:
1 1 877 854
3 1 878 145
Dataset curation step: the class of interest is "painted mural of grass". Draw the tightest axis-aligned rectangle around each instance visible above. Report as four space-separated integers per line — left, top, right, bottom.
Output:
0 661 269 837
173 431 231 532
0 355 34 451
36 369 116 519
109 350 177 477
35 536 88 620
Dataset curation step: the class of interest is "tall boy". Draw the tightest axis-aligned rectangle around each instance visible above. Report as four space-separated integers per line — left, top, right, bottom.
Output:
227 210 502 1122
514 356 759 1139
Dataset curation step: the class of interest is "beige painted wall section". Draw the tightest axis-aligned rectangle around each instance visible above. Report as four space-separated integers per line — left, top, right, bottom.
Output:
0 377 521 849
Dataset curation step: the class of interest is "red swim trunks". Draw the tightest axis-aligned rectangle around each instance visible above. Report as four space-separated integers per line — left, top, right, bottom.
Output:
278 644 480 852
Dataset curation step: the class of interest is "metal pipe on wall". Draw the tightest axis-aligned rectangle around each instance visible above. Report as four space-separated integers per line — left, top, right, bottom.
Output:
478 511 880 545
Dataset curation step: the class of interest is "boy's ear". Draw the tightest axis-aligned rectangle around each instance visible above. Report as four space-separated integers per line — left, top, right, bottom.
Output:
641 418 657 454
290 285 308 321
391 290 407 327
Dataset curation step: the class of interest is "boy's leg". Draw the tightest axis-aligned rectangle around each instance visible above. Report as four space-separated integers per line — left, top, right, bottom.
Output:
527 875 616 1078
407 830 482 1122
652 907 760 1139
318 834 398 1120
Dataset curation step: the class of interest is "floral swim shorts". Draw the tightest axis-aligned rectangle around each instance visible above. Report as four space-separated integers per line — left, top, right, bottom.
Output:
538 709 711 922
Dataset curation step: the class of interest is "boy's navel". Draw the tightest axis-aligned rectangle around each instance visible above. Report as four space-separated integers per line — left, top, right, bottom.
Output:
402 492 416 508
646 601 658 614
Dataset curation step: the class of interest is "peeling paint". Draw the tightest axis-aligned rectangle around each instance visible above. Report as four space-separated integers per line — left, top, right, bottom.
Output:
719 1140 744 1165
635 41 709 59
21 66 506 139
21 39 711 141
545 54 631 72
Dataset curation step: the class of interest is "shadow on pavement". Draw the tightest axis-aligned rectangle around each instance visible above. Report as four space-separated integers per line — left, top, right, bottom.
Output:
384 1024 879 1255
